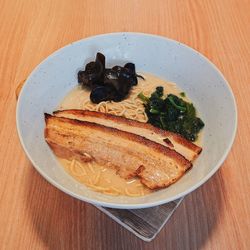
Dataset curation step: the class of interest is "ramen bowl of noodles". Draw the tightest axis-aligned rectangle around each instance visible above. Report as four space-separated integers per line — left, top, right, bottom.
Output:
16 33 237 209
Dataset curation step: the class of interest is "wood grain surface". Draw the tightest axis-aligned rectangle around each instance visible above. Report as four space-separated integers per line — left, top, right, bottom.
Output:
0 0 249 249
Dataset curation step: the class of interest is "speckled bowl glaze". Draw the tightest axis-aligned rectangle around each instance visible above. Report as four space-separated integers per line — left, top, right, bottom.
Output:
16 33 237 209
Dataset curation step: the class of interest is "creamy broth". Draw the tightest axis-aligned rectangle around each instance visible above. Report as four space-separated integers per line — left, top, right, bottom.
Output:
59 158 151 196
57 73 202 196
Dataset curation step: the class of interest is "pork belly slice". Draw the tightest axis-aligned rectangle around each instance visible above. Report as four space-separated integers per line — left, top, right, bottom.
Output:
44 114 192 190
53 109 202 162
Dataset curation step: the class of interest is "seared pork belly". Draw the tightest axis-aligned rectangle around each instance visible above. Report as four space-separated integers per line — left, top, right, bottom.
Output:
54 109 202 162
45 114 192 189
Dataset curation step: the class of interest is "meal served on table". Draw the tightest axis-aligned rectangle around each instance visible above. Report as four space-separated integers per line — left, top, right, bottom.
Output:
44 53 204 196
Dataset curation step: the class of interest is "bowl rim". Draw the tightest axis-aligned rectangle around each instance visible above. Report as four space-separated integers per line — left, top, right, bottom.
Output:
16 32 238 209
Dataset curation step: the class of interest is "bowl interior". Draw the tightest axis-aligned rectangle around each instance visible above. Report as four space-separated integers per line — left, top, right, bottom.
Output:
16 33 237 208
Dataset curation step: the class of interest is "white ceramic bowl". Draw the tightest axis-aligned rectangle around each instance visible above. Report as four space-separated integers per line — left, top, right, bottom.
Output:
16 33 237 209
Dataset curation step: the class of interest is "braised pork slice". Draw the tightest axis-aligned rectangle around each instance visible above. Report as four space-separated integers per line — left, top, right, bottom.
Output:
53 109 202 162
45 114 192 189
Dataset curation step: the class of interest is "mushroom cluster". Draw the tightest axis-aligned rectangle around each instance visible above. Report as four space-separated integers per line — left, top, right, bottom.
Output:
78 53 143 103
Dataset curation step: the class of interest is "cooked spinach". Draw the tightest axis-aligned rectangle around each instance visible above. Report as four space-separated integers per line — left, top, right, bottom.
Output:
138 87 204 141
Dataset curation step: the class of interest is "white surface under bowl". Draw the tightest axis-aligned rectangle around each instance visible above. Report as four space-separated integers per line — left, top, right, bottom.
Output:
16 32 237 209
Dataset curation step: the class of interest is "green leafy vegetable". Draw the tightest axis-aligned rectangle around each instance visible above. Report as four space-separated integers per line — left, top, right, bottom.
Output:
168 95 186 111
139 87 204 141
138 92 149 103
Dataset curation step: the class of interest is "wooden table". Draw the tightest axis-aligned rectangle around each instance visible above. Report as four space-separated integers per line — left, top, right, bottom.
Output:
0 0 249 249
